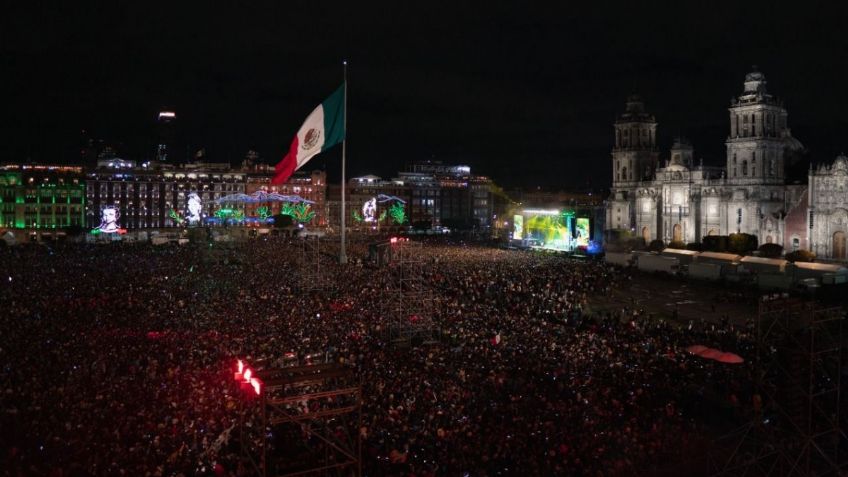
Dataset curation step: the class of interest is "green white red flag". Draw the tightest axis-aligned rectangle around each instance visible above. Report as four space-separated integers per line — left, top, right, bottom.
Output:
272 85 345 184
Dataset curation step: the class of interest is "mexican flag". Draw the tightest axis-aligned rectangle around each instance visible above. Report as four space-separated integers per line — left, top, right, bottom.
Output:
272 85 345 184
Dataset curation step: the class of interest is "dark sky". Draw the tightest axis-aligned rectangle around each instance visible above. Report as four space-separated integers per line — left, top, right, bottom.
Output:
3 2 848 189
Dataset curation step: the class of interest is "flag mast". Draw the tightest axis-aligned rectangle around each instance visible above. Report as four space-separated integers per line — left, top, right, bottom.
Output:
339 60 348 264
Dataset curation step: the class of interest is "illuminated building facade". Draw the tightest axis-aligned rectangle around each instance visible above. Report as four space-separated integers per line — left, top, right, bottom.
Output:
85 157 327 229
243 163 327 226
603 69 848 257
333 163 494 230
807 156 848 260
401 162 494 228
85 159 246 229
0 164 85 229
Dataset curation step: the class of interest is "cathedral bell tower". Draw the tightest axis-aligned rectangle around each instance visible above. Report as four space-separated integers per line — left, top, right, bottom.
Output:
726 68 791 185
612 95 659 186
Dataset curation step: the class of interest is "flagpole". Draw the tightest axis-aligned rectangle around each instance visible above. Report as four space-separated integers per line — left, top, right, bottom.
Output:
339 60 348 264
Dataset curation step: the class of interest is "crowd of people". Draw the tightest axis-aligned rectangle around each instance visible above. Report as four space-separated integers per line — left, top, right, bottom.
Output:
0 236 759 476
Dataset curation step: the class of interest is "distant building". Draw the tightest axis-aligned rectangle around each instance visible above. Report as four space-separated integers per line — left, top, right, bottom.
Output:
604 69 843 257
328 162 495 231
0 164 85 230
345 175 409 229
156 111 177 163
85 159 246 229
400 162 494 229
243 162 327 226
806 156 848 259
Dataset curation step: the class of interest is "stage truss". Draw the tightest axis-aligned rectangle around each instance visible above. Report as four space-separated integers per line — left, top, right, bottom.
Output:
383 240 439 345
709 297 846 477
298 236 322 292
239 363 362 477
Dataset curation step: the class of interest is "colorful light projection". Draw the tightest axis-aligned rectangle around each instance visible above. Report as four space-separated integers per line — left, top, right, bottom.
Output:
362 197 377 222
354 195 406 224
186 193 202 224
91 205 127 235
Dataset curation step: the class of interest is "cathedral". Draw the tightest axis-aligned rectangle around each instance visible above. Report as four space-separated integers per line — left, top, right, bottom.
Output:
605 69 848 261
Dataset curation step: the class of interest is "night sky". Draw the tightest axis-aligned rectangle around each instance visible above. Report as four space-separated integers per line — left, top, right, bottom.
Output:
3 3 848 188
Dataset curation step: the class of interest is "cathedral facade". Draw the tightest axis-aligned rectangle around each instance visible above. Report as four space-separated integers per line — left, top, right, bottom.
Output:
605 69 848 261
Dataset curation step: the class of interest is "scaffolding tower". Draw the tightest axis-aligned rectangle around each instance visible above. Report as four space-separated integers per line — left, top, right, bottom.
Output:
709 297 846 476
383 240 439 345
298 236 322 292
239 363 362 477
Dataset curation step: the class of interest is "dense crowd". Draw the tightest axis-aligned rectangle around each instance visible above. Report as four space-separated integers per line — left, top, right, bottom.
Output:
0 236 757 476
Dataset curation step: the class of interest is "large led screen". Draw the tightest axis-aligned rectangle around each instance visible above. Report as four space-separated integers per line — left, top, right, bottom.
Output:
575 218 590 247
525 213 571 249
512 215 523 239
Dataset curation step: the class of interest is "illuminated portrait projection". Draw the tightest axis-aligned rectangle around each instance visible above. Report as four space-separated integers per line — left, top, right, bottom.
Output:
186 193 202 224
524 211 571 250
575 218 591 247
95 205 127 234
362 197 377 222
512 215 523 239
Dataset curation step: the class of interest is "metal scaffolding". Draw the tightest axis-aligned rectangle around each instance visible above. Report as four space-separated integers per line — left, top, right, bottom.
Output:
239 363 362 477
709 297 846 476
298 236 322 292
383 240 439 345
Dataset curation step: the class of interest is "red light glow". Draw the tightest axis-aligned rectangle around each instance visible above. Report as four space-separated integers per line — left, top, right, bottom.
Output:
237 360 244 374
250 377 262 395
243 368 252 382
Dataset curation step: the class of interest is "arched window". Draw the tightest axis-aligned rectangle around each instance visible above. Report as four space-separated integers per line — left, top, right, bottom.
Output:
752 151 756 176
751 114 757 136
622 166 627 181
742 160 748 176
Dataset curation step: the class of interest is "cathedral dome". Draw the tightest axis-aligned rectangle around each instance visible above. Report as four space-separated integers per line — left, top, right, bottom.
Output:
782 133 804 153
743 67 768 94
625 94 646 113
744 70 765 83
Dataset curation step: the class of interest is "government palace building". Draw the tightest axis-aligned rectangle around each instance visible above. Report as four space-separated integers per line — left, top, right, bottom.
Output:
605 69 848 261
